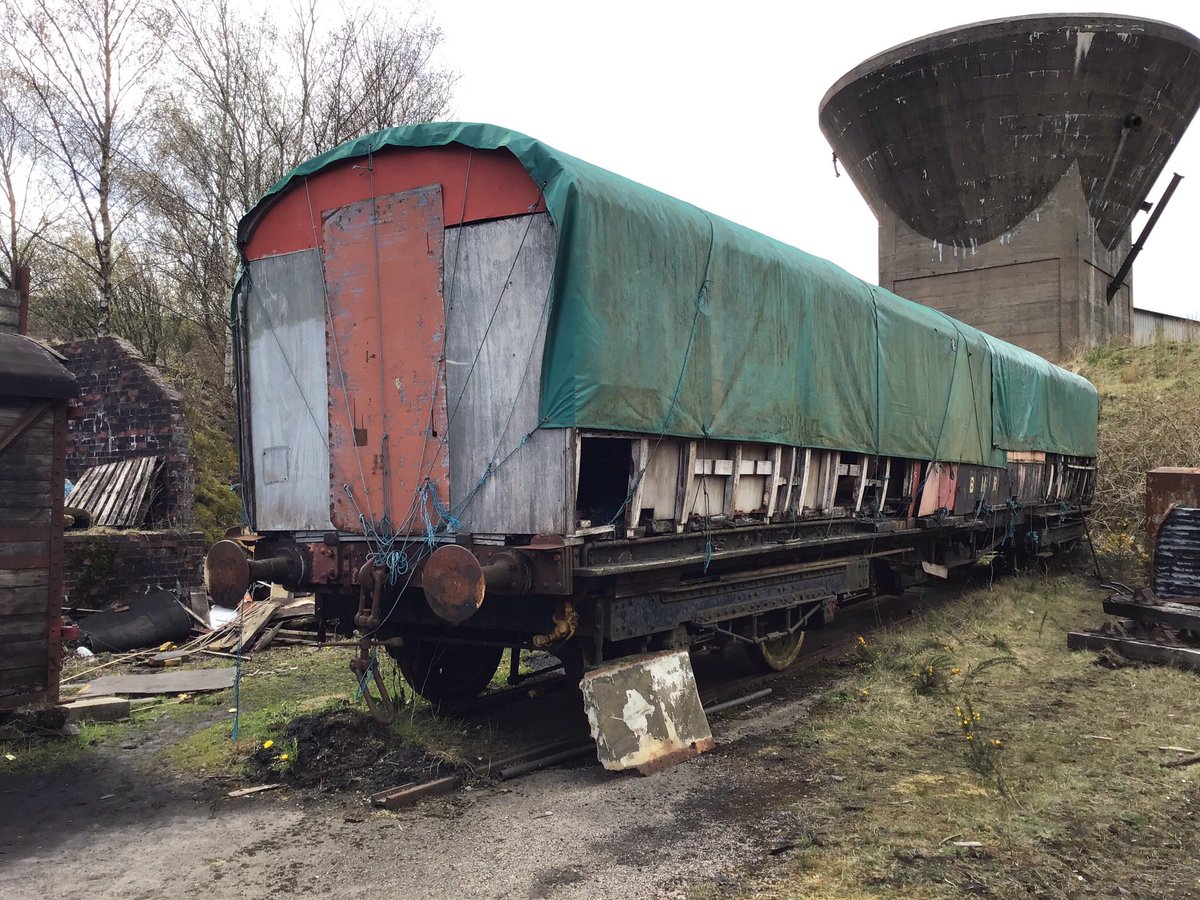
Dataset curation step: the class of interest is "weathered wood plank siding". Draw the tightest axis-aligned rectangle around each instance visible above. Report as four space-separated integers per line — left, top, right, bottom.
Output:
245 249 333 532
0 394 64 708
1133 309 1200 345
444 213 573 534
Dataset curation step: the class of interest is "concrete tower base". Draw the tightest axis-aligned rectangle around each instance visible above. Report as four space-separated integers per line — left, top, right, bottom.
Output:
878 165 1133 363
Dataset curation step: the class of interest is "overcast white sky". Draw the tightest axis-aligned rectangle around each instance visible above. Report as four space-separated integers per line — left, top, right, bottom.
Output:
430 1 1200 319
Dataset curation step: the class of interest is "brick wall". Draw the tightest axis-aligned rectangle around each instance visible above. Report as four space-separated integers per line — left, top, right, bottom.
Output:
63 531 205 610
56 336 195 527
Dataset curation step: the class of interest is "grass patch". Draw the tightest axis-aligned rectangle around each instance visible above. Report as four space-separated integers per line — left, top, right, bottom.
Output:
0 721 121 773
725 574 1200 898
13 643 516 790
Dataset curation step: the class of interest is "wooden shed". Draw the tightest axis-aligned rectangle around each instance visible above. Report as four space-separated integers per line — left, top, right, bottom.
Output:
0 332 77 711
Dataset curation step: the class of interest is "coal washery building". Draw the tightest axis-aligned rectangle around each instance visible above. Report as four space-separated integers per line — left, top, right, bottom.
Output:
820 15 1200 362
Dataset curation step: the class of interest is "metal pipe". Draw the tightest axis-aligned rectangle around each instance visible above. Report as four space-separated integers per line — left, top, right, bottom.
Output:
704 687 773 715
1108 172 1184 302
496 744 595 780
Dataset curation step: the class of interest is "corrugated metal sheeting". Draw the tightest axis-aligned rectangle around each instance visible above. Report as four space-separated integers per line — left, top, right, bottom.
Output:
1154 507 1200 600
1133 309 1200 345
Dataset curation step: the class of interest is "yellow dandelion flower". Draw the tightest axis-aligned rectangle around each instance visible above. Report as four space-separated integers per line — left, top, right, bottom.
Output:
859 689 869 697
263 740 274 750
279 753 289 761
951 668 962 676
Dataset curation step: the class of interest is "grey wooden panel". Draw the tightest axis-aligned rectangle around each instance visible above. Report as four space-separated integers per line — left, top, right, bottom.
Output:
444 214 572 534
246 250 333 532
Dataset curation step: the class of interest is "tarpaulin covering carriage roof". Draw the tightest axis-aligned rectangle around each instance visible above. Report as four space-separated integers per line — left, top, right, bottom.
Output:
240 122 1099 463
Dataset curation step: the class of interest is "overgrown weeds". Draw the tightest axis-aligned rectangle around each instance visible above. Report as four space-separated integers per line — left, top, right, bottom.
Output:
719 574 1200 899
1072 340 1200 581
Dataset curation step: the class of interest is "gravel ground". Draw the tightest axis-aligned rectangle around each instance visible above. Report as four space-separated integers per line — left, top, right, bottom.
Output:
0 593 935 899
0 693 820 900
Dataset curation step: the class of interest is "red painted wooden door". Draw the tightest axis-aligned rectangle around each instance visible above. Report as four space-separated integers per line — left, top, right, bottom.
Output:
321 185 449 533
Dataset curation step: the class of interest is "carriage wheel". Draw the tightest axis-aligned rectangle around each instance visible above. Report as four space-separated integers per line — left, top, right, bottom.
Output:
387 639 504 708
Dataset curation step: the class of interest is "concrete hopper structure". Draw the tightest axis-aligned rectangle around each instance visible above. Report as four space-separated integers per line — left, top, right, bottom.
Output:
820 15 1200 361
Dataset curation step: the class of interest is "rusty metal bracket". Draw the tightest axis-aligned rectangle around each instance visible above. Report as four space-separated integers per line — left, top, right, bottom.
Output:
350 638 400 725
532 601 578 649
355 562 386 631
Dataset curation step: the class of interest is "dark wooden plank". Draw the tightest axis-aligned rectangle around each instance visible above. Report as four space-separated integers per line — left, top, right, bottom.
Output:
1067 631 1200 671
0 570 48 589
0 554 49 569
0 478 55 496
0 506 51 527
0 540 51 556
0 585 47 614
0 402 52 453
1103 598 1200 631
0 676 48 706
0 612 50 642
0 493 52 510
0 526 51 542
47 404 66 704
0 452 53 477
0 639 50 670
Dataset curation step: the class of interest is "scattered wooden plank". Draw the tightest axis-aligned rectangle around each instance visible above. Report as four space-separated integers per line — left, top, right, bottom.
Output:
176 600 212 632
79 667 235 697
227 783 282 798
369 774 463 810
149 649 192 667
1103 597 1200 632
252 622 284 652
272 597 315 619
1067 631 1200 672
60 650 155 684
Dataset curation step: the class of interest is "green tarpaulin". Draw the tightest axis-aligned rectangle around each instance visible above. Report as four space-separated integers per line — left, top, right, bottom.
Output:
242 122 1099 463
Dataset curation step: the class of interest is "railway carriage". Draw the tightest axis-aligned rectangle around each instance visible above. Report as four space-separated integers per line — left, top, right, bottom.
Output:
206 123 1098 706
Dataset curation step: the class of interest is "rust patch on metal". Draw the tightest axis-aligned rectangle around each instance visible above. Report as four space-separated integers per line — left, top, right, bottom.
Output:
1146 468 1200 546
422 544 485 625
205 539 251 607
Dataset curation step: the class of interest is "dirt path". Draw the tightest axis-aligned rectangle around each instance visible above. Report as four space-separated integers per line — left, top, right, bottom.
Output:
0 591 941 899
0 691 822 899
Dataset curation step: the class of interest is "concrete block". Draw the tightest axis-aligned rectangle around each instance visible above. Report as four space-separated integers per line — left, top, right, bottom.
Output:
62 696 131 723
580 649 714 774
